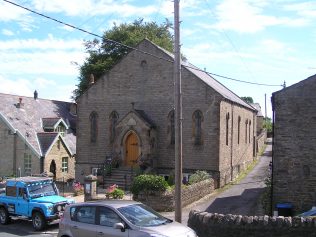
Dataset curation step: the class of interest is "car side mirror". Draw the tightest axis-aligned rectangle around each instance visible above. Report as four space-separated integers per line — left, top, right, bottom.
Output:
114 222 125 232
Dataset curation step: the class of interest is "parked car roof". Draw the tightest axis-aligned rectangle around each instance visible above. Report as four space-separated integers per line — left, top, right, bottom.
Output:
71 200 140 209
6 176 53 185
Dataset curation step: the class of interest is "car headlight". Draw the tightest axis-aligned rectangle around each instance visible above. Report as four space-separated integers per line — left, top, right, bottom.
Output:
47 205 53 211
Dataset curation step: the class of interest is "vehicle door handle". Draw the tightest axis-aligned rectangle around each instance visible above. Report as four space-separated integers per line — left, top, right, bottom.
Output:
72 225 78 229
97 232 104 236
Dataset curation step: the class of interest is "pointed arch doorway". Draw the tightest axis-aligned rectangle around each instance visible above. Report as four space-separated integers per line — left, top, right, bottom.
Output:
49 160 56 180
125 132 140 167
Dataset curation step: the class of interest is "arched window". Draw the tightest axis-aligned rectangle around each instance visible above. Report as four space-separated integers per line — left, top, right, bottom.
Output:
90 111 98 143
226 113 230 146
168 110 175 145
245 119 248 143
249 120 251 143
109 111 119 143
238 116 241 144
193 110 203 145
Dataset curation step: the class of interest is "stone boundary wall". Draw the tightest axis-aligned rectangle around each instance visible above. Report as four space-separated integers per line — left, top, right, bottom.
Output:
188 211 316 237
133 179 215 212
256 130 267 154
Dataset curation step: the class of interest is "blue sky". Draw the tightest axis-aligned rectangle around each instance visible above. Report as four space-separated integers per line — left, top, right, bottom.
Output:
1 0 316 118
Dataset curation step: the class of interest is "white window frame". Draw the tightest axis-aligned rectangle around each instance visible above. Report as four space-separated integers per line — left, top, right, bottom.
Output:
62 157 68 173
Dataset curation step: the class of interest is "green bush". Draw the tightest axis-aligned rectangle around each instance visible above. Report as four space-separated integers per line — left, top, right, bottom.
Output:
108 188 124 199
188 170 209 185
130 174 169 195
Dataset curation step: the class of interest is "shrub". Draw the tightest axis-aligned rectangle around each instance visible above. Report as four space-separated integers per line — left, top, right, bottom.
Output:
72 182 84 196
130 174 169 195
109 188 125 199
105 184 124 199
188 170 209 185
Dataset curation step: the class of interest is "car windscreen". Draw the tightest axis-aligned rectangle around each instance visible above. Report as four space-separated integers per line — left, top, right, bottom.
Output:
118 204 172 227
28 182 57 198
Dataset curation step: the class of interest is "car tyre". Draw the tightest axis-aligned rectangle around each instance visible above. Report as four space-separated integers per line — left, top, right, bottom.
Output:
0 207 10 225
32 211 47 231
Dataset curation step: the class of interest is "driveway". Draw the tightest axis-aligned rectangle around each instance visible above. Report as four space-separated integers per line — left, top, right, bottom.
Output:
162 138 272 225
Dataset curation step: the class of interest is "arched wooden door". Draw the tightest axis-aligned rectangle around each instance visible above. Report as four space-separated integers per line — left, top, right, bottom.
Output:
125 132 139 167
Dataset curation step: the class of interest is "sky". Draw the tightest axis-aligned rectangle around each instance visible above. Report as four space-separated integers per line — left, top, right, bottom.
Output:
1 0 316 118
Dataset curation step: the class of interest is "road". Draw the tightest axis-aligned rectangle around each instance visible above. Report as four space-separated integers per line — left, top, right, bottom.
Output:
0 139 272 236
163 138 272 224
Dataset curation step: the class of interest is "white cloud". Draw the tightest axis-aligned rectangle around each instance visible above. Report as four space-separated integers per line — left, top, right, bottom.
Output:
0 75 33 96
0 1 28 21
210 0 309 33
283 2 316 18
0 50 86 76
34 78 57 89
2 29 14 36
31 0 157 17
0 36 84 50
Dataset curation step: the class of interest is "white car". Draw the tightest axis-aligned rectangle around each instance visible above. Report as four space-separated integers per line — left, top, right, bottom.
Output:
58 200 197 237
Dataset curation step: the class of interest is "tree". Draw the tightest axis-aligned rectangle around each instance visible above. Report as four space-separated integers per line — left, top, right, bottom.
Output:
263 117 272 133
73 19 173 99
240 96 254 104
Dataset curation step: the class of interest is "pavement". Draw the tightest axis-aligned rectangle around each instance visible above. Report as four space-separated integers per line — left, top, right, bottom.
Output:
70 138 272 225
162 138 272 224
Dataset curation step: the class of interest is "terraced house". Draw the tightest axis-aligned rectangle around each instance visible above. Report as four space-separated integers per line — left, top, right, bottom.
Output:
0 92 76 181
76 39 258 188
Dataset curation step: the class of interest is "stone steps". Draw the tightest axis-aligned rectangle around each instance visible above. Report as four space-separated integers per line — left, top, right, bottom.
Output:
101 167 136 190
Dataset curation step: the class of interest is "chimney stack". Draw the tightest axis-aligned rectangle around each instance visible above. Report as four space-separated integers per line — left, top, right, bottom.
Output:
18 97 24 108
34 90 38 100
89 74 95 85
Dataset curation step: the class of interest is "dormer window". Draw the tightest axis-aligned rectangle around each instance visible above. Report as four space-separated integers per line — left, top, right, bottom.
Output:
42 117 68 136
56 124 66 137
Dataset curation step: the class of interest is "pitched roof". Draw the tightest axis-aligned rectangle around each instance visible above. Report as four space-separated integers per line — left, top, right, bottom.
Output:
250 103 264 117
37 132 59 156
141 39 255 111
0 93 76 157
135 109 156 128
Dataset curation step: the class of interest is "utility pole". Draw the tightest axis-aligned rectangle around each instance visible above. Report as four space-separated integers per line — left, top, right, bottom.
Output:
265 93 267 118
174 0 182 223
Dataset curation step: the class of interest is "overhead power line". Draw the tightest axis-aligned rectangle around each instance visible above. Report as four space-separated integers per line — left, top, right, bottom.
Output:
2 0 282 88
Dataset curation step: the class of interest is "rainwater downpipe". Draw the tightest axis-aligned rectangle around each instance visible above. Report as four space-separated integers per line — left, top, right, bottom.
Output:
270 94 275 216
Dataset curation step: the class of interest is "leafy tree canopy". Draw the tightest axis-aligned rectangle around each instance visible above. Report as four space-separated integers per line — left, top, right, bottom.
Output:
73 18 173 99
240 96 254 104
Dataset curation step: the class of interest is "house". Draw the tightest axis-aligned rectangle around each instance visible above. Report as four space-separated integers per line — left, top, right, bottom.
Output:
251 103 267 153
272 74 316 213
0 92 76 181
75 39 257 187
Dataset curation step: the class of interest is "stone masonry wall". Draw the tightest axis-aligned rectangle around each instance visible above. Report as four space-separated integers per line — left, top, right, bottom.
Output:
188 211 316 237
218 101 256 187
0 119 40 177
273 76 316 214
256 130 267 154
76 40 256 184
133 179 214 212
44 138 75 181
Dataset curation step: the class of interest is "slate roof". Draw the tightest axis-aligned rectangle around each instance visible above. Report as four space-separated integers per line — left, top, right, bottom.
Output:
250 103 264 117
0 93 76 157
142 39 255 111
135 109 156 128
42 117 68 129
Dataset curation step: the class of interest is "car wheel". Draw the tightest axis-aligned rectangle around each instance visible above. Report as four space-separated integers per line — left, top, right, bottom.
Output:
32 211 47 231
0 207 10 225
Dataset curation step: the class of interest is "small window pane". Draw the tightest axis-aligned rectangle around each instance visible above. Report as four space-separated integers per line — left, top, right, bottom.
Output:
62 157 68 173
76 206 96 224
99 207 121 227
